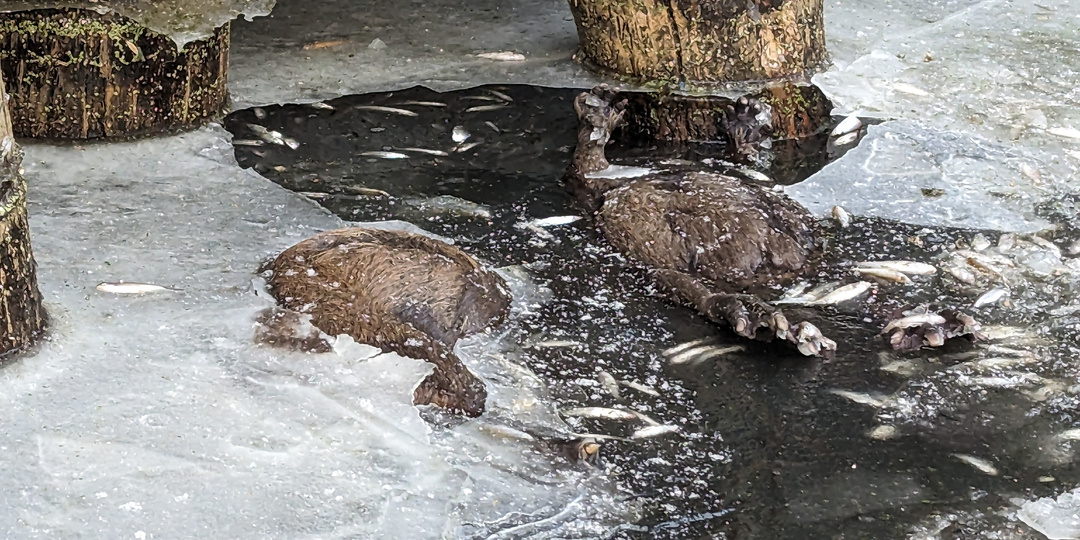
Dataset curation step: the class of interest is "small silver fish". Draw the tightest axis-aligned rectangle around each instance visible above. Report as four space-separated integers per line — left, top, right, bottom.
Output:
246 124 291 148
360 151 410 159
828 389 888 408
882 313 946 333
1028 235 1061 258
344 187 391 197
631 425 680 440
455 141 483 153
856 260 937 276
831 205 851 227
397 100 447 107
807 281 872 305
307 101 335 110
486 89 514 102
736 168 771 182
451 126 471 143
946 265 977 284
407 195 491 219
400 147 450 156
831 114 862 137
973 287 1009 308
299 191 331 199
464 104 509 113
96 282 179 294
666 344 746 366
484 121 500 133
527 339 583 349
952 453 998 476
893 82 930 96
868 425 898 440
282 137 301 150
527 215 582 228
476 51 526 61
597 371 620 399
463 95 500 102
619 380 660 397
854 267 913 285
833 131 859 146
354 105 419 117
561 407 641 423
232 139 265 147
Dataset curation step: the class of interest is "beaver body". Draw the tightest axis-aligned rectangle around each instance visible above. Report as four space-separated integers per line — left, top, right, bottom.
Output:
263 227 512 416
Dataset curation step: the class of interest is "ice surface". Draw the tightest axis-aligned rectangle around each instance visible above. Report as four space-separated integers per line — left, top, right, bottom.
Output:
1 126 626 538
1 0 275 47
1019 488 1080 539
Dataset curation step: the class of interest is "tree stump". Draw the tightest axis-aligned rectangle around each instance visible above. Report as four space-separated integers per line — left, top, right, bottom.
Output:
0 8 230 139
566 0 831 142
0 68 47 357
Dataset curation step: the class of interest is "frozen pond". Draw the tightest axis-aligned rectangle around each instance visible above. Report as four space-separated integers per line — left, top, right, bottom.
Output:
2 0 1080 538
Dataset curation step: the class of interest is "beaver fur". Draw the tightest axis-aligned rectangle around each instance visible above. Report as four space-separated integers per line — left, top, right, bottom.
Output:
261 227 512 416
566 85 983 355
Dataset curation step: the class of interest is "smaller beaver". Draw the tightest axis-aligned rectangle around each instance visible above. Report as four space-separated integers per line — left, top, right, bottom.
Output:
260 227 512 416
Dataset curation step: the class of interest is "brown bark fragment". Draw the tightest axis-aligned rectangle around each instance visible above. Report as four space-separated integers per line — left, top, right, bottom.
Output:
0 8 230 140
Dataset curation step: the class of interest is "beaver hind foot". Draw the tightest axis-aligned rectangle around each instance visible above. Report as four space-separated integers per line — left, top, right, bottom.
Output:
262 227 513 417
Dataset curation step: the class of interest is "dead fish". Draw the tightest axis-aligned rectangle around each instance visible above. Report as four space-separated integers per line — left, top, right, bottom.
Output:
302 39 347 50
1020 163 1042 183
282 138 301 150
360 151 410 159
486 89 514 102
597 370 620 399
455 141 483 153
1048 126 1080 140
299 191 331 199
527 339 583 349
526 215 582 228
808 281 873 305
856 260 937 276
1028 235 1062 258
307 102 335 110
397 100 447 107
893 82 930 96
832 205 851 227
561 407 644 424
952 453 999 476
969 356 1035 370
833 132 859 146
463 95 501 102
882 313 946 334
400 147 450 156
407 195 491 218
484 121 501 133
946 265 977 284
631 425 680 440
464 104 509 113
246 124 297 149
973 287 1009 308
253 107 267 119
619 380 660 397
96 282 179 294
479 424 536 441
343 186 391 198
354 105 419 117
231 139 265 147
477 51 526 61
451 125 471 143
956 250 1015 268
665 344 746 366
854 267 914 285
868 425 899 440
831 114 862 137
828 389 888 408
735 168 771 183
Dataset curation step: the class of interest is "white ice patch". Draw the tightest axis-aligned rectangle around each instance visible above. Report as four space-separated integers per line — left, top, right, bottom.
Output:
585 165 654 180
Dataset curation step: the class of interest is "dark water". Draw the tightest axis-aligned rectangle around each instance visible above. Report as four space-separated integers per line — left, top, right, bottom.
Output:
226 85 1080 539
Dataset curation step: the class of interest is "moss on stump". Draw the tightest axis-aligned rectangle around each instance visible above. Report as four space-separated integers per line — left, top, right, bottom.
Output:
0 8 229 139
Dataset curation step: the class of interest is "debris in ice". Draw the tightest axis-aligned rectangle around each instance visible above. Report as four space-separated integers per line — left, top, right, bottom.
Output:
807 281 873 305
1020 163 1042 184
664 343 746 366
856 260 937 276
452 125 471 143
832 132 859 146
1056 429 1080 441
354 105 419 117
584 165 653 180
597 370 620 399
477 51 527 61
398 100 447 108
525 215 583 228
853 266 913 285
464 104 509 113
619 380 660 397
1048 127 1080 140
368 38 387 50
631 425 680 440
973 287 1009 308
96 282 179 294
892 82 930 96
970 233 991 251
455 141 483 153
828 389 889 408
360 150 410 159
1018 489 1080 540
303 40 348 50
832 205 851 227
952 454 998 476
400 147 450 157
831 114 862 137
486 89 514 102
868 425 898 440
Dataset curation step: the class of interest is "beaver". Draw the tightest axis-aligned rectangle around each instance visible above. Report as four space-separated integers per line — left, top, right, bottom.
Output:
259 227 512 416
566 85 982 355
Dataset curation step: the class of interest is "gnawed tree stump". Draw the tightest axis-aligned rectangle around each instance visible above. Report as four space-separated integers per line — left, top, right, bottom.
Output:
567 0 831 142
0 69 47 357
0 8 229 139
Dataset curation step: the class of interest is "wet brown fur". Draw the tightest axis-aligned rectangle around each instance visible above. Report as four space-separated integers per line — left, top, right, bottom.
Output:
263 227 512 416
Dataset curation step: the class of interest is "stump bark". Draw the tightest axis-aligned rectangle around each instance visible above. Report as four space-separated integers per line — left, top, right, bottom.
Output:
567 0 831 141
0 68 47 357
0 8 230 139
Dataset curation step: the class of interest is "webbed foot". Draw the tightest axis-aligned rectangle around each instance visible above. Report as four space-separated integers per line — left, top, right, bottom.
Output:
881 306 986 351
719 96 770 160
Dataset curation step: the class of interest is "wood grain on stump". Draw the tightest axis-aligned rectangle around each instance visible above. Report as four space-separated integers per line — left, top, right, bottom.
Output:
0 69 46 357
0 8 229 139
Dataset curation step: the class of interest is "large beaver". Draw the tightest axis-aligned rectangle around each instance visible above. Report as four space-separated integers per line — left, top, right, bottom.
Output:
566 86 982 355
260 227 512 416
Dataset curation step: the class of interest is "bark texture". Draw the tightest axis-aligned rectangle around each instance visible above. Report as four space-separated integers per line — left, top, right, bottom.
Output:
567 0 826 86
0 8 229 139
0 69 47 357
